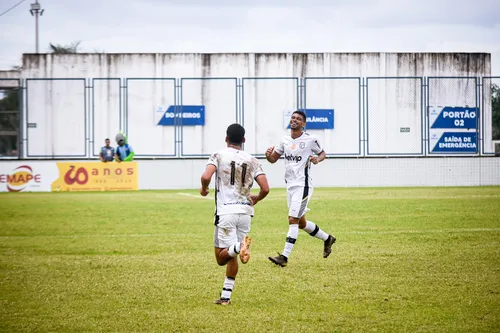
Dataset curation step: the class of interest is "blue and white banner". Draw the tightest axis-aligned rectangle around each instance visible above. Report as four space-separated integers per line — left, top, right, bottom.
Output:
430 132 478 153
157 105 205 126
284 109 334 130
429 106 478 129
429 106 478 154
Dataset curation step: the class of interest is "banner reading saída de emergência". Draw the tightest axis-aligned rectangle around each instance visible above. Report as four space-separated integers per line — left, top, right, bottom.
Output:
429 106 478 153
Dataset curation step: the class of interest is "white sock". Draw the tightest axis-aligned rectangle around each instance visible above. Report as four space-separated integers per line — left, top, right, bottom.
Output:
220 276 235 300
227 242 241 257
304 220 329 241
282 224 299 258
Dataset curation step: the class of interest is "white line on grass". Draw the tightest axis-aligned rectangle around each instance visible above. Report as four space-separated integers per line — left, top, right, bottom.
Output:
345 228 500 235
177 192 212 200
1 228 499 239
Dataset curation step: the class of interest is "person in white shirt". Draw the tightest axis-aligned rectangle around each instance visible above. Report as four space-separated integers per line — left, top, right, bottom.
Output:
265 110 336 267
200 123 270 305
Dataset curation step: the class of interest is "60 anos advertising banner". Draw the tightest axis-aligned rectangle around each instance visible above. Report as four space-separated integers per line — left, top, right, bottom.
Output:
51 162 138 192
1 162 138 192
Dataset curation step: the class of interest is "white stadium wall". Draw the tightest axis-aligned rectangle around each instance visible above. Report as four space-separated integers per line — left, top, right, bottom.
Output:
1 52 493 157
0 52 499 190
137 157 500 189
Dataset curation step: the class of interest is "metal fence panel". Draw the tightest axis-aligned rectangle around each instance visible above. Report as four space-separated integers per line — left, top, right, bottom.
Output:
125 78 176 157
366 77 424 156
8 74 500 160
304 77 361 156
26 78 86 158
427 77 478 155
241 77 299 156
91 78 121 157
481 77 500 155
180 78 238 157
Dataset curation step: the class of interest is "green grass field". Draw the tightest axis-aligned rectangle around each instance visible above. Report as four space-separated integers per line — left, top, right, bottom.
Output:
1 186 499 333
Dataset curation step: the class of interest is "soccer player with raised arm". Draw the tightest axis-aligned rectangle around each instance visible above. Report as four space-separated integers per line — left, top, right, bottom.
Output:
200 123 270 305
265 110 336 267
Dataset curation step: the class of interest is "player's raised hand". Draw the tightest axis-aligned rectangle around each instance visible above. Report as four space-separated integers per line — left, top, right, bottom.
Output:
200 187 209 196
265 146 274 157
310 156 319 164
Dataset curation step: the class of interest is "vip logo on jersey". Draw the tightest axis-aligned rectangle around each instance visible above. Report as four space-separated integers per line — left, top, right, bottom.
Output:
284 154 302 162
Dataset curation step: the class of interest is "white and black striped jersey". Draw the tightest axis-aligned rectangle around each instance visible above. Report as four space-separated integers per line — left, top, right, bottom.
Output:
207 147 265 216
274 132 324 188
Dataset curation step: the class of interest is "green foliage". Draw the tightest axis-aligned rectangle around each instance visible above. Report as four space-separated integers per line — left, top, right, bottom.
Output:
492 83 500 140
0 89 19 155
0 90 18 112
1 187 499 332
48 41 81 54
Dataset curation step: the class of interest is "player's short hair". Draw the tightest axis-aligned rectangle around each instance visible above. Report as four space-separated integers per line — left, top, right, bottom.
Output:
226 123 245 145
292 110 306 122
105 138 110 141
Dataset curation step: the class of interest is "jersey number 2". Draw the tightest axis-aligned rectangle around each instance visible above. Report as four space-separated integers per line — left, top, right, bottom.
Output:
230 161 247 186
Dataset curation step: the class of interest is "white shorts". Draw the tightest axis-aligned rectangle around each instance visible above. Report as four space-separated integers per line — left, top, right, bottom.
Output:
287 185 314 218
213 214 252 248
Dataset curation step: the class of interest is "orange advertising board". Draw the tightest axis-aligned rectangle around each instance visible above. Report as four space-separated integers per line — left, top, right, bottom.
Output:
51 162 138 192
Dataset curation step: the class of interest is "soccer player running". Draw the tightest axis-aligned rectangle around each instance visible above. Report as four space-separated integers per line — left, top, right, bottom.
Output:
200 123 270 305
265 110 336 267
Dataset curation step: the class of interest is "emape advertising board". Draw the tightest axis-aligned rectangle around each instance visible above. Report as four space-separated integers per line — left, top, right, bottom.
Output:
0 163 59 192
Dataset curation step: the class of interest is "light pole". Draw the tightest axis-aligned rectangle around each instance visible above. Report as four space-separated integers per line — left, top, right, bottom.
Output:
30 1 44 53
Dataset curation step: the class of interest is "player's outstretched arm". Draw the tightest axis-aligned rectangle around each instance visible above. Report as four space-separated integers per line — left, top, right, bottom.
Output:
250 174 270 205
265 146 281 163
200 164 216 196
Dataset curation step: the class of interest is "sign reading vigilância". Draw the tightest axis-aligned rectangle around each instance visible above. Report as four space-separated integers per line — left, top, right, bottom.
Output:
283 109 334 130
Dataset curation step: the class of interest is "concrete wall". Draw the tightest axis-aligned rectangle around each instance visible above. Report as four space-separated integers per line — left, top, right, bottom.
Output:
18 53 491 78
0 52 495 159
137 157 500 189
0 70 21 88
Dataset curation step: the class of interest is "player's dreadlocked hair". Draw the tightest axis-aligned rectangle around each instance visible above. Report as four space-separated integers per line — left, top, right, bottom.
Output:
226 123 245 145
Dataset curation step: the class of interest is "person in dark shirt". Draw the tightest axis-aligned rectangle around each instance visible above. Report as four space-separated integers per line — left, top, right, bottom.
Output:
100 138 115 162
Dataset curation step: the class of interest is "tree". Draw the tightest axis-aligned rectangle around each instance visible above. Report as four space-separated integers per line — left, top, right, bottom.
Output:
0 90 18 112
0 89 19 156
492 83 500 141
48 41 81 54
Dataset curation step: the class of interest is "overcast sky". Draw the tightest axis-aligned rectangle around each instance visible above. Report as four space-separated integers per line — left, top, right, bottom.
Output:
1 0 499 73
